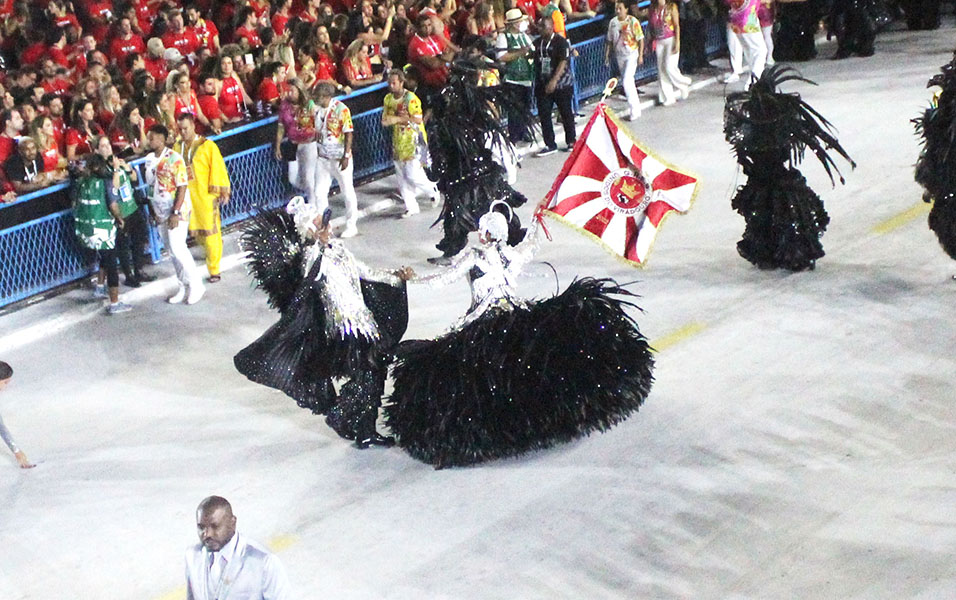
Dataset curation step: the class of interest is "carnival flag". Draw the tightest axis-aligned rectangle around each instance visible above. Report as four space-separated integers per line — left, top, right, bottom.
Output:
542 103 699 266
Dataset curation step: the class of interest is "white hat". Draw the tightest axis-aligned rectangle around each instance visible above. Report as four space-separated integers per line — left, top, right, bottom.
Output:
286 196 322 239
478 211 509 243
163 47 184 63
504 8 527 23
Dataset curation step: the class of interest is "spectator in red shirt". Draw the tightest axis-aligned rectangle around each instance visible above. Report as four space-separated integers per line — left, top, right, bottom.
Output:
31 115 68 173
216 54 253 123
49 0 83 39
85 0 115 42
184 5 220 53
39 60 72 97
66 99 105 162
46 28 73 71
299 0 321 23
41 94 67 151
21 34 49 68
97 83 124 130
341 39 383 88
272 0 294 36
132 0 154 34
144 38 170 83
110 17 147 68
71 35 99 75
170 71 219 133
257 62 283 111
408 14 455 100
234 7 263 50
109 102 147 157
162 11 201 59
0 108 24 165
196 75 224 133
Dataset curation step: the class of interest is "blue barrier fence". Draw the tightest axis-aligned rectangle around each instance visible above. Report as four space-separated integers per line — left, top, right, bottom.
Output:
0 16 726 310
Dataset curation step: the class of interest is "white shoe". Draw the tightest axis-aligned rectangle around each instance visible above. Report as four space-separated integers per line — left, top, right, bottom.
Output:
720 72 740 83
679 86 690 100
661 99 677 107
340 223 358 238
167 286 187 304
186 284 205 305
401 207 420 219
106 301 132 315
628 111 640 121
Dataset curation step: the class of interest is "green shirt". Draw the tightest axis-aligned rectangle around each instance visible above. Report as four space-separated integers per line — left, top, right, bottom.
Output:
496 31 534 85
74 176 117 251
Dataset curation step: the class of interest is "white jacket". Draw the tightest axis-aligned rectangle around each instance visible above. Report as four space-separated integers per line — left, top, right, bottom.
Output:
185 534 291 600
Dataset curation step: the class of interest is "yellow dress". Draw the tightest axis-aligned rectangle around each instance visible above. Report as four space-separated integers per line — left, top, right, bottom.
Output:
174 136 231 276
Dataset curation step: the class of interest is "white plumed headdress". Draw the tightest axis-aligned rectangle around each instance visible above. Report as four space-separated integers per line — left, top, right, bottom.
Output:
286 196 322 240
478 201 512 242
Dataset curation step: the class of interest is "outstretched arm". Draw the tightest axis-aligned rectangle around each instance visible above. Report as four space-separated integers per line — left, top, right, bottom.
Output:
410 249 475 287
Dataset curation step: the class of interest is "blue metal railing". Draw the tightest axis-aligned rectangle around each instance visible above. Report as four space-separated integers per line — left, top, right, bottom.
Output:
0 17 727 309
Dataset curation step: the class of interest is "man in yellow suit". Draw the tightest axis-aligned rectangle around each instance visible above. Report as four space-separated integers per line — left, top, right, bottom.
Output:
174 112 231 282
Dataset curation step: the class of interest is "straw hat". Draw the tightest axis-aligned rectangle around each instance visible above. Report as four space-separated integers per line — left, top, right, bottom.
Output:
504 8 527 23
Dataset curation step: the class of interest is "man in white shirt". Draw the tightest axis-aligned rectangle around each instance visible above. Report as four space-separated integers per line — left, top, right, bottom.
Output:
313 82 359 238
185 496 291 600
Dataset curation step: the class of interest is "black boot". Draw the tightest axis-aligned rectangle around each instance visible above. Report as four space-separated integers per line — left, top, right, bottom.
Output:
134 267 157 282
355 431 396 449
123 270 141 288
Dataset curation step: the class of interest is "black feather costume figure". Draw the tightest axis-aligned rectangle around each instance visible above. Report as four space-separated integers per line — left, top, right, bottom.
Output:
426 57 536 260
724 66 854 271
384 206 655 468
914 51 956 260
234 198 409 447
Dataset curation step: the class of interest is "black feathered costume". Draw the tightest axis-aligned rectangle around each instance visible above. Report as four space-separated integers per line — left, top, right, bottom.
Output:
385 213 655 468
234 207 408 445
724 65 854 271
914 51 956 260
427 58 536 258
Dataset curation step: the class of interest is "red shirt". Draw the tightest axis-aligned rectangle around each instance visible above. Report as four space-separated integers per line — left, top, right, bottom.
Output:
248 0 269 18
257 78 280 104
85 0 113 40
144 56 168 82
315 51 339 83
218 75 245 120
173 91 202 119
298 10 317 23
51 117 66 151
41 77 72 96
39 141 62 172
54 13 82 33
272 12 290 36
97 108 116 130
234 25 262 49
197 93 222 122
66 124 104 156
408 34 448 87
109 34 146 66
0 135 17 164
22 42 48 66
48 46 72 69
133 0 153 33
162 29 200 56
342 56 374 85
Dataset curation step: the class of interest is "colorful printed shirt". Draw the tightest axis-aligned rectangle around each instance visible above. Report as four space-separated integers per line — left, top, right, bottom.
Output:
315 99 353 159
383 91 427 162
144 147 190 218
607 15 645 54
728 0 761 33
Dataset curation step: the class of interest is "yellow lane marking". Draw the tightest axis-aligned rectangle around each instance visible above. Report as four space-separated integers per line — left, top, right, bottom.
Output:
152 586 185 600
872 202 929 235
268 534 299 552
651 321 707 352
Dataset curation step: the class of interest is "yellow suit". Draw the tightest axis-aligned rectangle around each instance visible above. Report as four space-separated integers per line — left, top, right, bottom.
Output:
174 137 230 276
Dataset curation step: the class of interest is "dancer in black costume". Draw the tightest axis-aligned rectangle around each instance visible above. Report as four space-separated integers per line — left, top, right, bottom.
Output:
828 0 877 59
234 197 412 447
724 65 854 271
914 51 956 261
775 0 825 62
385 203 655 468
427 53 536 263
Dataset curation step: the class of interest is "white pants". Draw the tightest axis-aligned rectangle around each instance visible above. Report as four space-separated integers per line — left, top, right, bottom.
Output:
394 158 437 212
655 38 691 104
735 31 768 84
616 50 641 118
314 155 358 226
762 24 775 66
158 211 201 289
287 141 318 203
727 23 743 75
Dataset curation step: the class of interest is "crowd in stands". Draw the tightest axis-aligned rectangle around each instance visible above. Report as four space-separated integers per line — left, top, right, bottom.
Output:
0 0 609 200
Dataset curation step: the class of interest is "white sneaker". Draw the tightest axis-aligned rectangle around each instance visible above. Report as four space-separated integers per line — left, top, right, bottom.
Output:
401 207 420 219
340 223 358 238
186 284 205 305
679 86 690 100
661 99 677 107
720 72 740 83
167 286 187 304
106 301 132 315
93 284 108 299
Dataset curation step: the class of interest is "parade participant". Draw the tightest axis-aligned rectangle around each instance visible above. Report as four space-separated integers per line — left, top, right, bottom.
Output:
720 0 767 85
382 69 438 218
275 78 318 205
185 496 291 600
173 113 231 283
234 198 411 448
386 202 655 468
647 0 692 106
606 0 645 121
143 124 205 304
724 66 854 271
0 361 36 469
313 82 359 238
914 50 956 262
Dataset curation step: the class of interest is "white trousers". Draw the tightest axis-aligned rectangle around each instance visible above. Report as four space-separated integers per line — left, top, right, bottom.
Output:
735 31 767 84
762 24 775 65
727 23 743 75
655 38 691 104
394 158 437 212
616 50 641 118
287 141 318 204
159 212 201 289
314 155 358 226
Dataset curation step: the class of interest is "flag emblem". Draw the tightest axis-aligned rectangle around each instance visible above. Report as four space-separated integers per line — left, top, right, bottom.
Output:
543 103 699 266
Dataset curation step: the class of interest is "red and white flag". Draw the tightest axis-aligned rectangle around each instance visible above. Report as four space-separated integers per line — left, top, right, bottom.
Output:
542 103 699 267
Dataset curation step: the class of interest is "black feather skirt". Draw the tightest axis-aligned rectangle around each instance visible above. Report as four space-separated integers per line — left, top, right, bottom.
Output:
928 194 956 260
732 168 830 271
234 278 385 414
384 278 655 468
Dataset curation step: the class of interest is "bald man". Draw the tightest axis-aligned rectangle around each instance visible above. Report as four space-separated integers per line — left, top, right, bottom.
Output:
185 496 291 600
